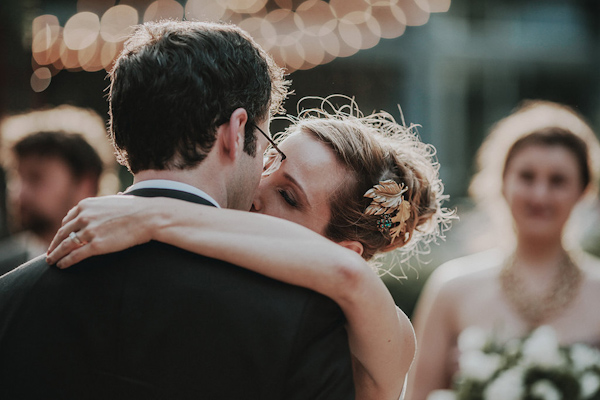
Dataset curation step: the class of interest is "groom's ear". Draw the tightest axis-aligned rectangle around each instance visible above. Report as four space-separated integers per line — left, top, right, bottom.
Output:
219 108 248 162
337 240 364 257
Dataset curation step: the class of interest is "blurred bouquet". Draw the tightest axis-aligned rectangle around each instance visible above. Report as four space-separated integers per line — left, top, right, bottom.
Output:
427 325 600 400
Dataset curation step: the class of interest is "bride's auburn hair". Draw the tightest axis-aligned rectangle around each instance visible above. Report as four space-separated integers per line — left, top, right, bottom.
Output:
282 96 453 261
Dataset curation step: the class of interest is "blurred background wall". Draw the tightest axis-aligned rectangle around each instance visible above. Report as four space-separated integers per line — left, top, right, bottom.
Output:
1 0 599 315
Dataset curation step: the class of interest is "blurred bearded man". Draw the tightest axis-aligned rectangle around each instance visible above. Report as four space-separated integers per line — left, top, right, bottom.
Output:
0 105 114 274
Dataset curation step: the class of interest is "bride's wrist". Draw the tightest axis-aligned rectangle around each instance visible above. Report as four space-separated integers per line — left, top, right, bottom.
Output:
142 198 170 242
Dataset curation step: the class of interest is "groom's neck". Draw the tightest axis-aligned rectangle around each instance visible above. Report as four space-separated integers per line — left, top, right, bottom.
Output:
133 168 226 207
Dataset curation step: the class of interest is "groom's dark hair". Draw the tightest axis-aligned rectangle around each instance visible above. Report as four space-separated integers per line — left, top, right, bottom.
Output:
108 20 288 174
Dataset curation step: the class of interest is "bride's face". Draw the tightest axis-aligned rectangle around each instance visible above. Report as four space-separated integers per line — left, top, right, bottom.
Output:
502 144 585 239
250 131 347 235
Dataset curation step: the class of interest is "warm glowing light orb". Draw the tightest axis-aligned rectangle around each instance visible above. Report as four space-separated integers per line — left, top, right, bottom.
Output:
63 12 100 50
144 0 184 23
295 1 337 37
414 0 451 13
100 5 139 43
185 0 229 22
29 0 451 89
227 0 268 14
32 15 60 53
31 68 52 92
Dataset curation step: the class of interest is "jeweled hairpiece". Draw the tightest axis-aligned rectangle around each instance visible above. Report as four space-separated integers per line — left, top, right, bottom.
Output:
364 179 411 242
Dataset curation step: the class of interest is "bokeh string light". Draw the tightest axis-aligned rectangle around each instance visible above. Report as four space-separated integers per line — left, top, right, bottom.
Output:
29 0 450 92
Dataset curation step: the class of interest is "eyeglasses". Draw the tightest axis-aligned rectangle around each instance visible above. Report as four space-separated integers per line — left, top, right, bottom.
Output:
253 124 286 162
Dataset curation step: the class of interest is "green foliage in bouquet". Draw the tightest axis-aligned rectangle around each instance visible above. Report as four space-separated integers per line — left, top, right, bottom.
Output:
522 366 581 399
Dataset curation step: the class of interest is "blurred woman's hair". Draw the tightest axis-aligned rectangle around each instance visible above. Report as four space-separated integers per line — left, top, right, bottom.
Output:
469 100 600 249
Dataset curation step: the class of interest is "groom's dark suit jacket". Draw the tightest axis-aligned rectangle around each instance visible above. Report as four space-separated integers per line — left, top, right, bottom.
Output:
0 188 355 400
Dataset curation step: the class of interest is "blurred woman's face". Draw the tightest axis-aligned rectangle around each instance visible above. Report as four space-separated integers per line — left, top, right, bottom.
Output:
250 131 346 235
502 144 585 240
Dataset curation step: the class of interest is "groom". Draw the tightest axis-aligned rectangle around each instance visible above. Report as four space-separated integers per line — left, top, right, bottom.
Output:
0 21 355 399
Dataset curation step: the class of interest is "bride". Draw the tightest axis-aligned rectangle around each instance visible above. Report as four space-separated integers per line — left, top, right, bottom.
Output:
47 98 453 400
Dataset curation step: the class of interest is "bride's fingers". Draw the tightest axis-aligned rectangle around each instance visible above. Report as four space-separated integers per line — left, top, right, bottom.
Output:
47 230 65 255
61 204 82 226
49 200 90 253
48 213 89 254
46 223 91 264
46 235 81 266
48 220 79 254
54 245 95 269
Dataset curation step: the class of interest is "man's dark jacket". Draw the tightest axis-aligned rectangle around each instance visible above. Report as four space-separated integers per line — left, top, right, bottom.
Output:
0 188 355 400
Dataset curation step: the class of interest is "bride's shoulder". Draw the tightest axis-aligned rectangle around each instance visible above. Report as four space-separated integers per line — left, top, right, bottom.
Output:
427 248 504 293
432 248 504 280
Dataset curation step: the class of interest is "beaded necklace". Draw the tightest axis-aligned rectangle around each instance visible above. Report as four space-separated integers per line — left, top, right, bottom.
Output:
499 252 582 327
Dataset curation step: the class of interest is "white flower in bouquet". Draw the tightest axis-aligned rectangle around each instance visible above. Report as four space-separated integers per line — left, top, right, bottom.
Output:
426 389 457 400
482 366 524 400
530 379 561 400
580 371 600 399
459 350 503 381
571 343 600 373
521 325 564 368
458 326 488 353
504 337 522 358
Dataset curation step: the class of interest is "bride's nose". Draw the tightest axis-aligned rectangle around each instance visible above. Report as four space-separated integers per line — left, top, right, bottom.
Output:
251 178 270 213
251 194 262 213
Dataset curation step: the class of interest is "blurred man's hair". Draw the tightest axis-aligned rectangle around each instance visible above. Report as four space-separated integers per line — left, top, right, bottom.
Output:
0 105 117 195
13 131 104 192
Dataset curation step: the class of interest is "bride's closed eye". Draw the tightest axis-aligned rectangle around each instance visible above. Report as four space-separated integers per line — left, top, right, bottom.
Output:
279 189 299 208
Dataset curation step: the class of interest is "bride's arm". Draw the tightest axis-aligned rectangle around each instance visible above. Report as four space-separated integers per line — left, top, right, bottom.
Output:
47 195 415 400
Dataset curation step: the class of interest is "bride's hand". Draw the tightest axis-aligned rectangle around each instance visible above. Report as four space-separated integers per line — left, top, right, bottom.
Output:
46 195 155 269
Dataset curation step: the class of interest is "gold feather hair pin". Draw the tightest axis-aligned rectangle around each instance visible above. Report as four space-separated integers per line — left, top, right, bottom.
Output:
364 179 411 242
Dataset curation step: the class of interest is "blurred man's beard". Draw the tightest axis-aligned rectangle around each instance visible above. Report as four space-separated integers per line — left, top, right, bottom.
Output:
18 209 54 237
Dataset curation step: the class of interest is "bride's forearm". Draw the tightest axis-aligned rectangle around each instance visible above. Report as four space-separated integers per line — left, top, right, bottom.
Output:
151 201 370 295
50 195 368 295
343 276 415 400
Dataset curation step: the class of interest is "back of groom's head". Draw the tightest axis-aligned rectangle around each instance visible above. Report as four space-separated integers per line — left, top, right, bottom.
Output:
108 20 288 174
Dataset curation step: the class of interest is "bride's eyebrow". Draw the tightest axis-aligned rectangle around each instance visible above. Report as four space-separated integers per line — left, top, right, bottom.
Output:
282 171 310 207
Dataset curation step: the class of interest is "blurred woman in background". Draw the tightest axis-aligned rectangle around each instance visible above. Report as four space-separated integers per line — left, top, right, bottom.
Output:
406 100 600 399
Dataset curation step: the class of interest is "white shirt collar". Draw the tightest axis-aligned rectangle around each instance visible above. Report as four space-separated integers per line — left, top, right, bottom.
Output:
124 179 221 208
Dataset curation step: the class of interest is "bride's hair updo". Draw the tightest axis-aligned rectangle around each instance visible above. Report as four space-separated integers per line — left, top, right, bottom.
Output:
281 96 453 261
